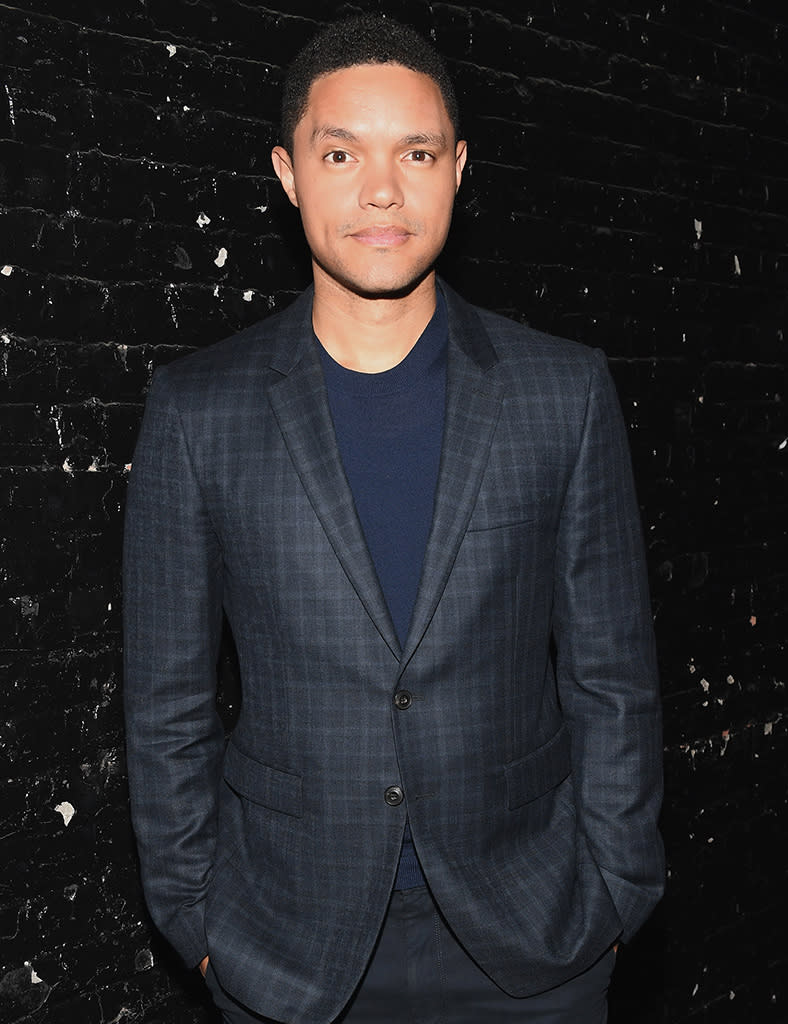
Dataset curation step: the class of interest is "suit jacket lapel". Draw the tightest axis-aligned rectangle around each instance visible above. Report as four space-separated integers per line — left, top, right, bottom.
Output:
264 283 503 668
399 285 504 670
266 291 401 657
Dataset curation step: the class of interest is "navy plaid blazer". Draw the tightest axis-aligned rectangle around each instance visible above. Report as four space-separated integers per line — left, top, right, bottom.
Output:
123 281 664 1023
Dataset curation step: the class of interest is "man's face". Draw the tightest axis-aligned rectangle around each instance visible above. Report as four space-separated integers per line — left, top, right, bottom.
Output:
272 63 467 300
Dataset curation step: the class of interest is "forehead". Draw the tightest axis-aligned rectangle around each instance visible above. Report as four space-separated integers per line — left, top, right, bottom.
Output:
299 63 451 136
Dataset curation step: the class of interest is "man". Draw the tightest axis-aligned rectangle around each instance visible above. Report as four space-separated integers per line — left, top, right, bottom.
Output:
123 14 664 1024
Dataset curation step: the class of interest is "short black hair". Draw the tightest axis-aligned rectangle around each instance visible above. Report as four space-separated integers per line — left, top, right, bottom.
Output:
280 14 460 155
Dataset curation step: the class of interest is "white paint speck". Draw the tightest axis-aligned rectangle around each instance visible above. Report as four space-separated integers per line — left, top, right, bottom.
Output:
1 265 13 276
726 675 735 684
764 721 773 735
55 801 75 826
124 463 132 473
166 44 177 57
243 289 253 302
197 211 211 227
692 983 699 997
694 218 703 240
87 457 99 472
214 247 228 268
51 406 65 447
700 678 710 692
254 204 268 213
778 438 787 450
213 284 220 297
62 458 74 474
733 254 741 276
4 84 15 126
165 284 179 328
27 964 43 985
183 105 192 112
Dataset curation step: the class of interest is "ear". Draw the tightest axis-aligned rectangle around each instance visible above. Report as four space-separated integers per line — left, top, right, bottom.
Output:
454 140 468 193
271 146 299 208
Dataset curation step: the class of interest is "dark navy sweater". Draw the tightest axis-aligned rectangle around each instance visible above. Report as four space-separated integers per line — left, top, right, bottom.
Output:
317 292 447 890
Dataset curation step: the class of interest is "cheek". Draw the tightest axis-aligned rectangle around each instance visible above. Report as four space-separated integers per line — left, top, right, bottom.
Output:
300 187 352 236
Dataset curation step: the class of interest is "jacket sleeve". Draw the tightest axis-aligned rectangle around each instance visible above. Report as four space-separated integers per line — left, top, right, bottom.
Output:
552 348 665 943
123 366 225 967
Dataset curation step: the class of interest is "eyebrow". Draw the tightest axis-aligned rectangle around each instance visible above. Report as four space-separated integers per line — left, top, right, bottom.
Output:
398 131 449 149
310 125 449 150
311 125 359 146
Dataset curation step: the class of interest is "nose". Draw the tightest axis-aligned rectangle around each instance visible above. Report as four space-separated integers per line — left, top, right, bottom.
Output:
359 157 404 209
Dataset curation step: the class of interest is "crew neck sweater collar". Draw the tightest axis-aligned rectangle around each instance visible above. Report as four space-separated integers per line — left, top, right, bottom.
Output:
316 290 448 396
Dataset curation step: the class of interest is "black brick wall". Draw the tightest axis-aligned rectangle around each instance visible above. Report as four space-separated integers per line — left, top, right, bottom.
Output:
1 2 785 1021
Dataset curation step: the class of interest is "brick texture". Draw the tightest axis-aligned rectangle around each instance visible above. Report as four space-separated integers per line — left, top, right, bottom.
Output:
1 1 785 1021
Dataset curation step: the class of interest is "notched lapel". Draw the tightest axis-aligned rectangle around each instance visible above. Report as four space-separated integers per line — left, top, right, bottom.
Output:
267 333 401 658
400 293 504 669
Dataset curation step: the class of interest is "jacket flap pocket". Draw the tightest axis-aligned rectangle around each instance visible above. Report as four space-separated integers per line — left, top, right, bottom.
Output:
505 724 571 810
223 742 303 818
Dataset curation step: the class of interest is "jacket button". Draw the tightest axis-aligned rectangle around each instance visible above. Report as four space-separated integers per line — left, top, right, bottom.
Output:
393 690 412 710
384 786 404 806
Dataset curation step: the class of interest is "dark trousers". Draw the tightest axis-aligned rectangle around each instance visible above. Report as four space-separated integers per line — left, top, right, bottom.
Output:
205 886 615 1024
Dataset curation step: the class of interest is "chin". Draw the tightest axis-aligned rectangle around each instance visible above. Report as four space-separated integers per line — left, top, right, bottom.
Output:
326 261 436 301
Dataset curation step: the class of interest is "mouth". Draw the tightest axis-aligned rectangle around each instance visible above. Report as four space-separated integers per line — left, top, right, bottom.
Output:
349 226 412 246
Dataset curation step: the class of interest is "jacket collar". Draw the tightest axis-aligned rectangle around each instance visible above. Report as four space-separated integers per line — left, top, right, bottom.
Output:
265 279 504 662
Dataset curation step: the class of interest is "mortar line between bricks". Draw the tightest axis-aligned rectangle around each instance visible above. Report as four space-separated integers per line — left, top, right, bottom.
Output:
516 75 788 135
515 6 788 66
0 399 144 408
470 139 788 189
0 461 135 473
0 334 196 360
0 267 285 292
453 54 788 114
699 0 788 34
0 139 279 188
2 267 780 299
0 2 295 72
0 78 276 131
677 712 785 750
444 11 785 69
0 203 282 238
469 171 788 221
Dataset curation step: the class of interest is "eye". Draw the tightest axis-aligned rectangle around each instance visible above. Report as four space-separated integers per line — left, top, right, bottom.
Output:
406 150 434 163
325 150 351 164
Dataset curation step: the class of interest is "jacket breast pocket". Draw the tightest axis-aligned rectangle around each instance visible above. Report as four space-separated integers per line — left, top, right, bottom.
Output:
505 724 571 810
223 742 303 818
465 509 537 533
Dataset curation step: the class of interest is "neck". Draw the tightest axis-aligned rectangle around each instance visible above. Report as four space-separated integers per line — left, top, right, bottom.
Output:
311 269 437 373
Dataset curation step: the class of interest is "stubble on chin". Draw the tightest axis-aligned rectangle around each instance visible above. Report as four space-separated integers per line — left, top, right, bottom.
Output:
312 252 436 302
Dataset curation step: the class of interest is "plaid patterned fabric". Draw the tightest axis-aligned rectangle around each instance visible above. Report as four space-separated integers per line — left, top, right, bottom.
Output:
123 281 664 1024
